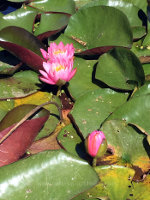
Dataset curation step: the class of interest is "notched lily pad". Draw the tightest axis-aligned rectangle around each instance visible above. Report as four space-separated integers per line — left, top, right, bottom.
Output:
95 47 145 90
56 6 132 55
35 13 70 41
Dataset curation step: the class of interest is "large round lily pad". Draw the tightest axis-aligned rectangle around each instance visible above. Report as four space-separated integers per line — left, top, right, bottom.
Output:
56 5 133 54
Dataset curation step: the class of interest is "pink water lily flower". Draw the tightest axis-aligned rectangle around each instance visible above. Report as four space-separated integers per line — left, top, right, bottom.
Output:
86 131 107 158
39 57 77 86
40 41 74 62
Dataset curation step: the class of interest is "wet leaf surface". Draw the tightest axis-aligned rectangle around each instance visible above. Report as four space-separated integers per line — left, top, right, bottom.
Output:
0 150 99 200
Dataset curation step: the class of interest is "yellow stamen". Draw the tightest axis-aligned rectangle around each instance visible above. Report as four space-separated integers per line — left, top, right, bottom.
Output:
56 65 65 72
54 49 65 55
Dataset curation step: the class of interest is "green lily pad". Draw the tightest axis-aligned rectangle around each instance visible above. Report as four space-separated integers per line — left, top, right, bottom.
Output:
95 165 135 200
0 100 14 121
0 150 99 200
71 88 129 138
95 47 145 90
34 13 70 40
132 81 150 97
28 0 76 14
56 6 132 55
142 64 150 76
107 94 150 135
131 42 150 59
57 124 86 158
132 175 150 200
35 95 61 140
0 6 38 32
80 0 146 40
120 0 147 13
74 165 135 200
101 120 150 171
0 70 41 99
68 57 99 100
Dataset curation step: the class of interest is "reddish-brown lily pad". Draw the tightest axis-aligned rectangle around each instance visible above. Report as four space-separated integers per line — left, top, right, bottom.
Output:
0 104 49 167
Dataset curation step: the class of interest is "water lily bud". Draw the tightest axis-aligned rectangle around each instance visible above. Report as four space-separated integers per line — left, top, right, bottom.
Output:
85 131 107 158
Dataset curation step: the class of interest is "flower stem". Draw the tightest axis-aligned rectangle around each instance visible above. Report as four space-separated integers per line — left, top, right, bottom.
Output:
56 86 62 97
92 157 97 167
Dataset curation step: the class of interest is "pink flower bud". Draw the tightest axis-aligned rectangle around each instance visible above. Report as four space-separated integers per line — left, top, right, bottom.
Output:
85 131 107 158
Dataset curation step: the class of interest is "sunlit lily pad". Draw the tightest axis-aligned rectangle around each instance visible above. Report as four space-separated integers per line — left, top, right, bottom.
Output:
0 6 38 32
28 0 76 14
73 165 135 200
0 150 99 200
101 119 150 172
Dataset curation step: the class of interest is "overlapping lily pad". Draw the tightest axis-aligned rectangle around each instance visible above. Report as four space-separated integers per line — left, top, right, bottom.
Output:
34 13 70 40
101 119 150 171
70 88 129 138
0 104 49 166
0 100 14 121
57 124 86 158
14 91 61 140
0 6 38 32
0 50 22 75
0 26 45 71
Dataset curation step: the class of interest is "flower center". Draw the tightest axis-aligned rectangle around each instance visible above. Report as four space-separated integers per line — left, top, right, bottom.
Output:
55 65 65 72
54 49 66 55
